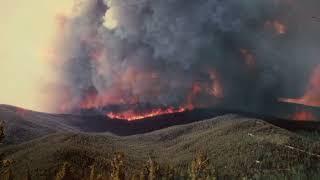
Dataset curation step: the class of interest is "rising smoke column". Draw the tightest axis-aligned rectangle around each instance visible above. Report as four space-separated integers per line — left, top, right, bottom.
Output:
51 0 320 117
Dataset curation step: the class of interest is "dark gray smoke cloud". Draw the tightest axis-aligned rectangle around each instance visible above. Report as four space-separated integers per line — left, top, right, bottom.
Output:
52 0 320 115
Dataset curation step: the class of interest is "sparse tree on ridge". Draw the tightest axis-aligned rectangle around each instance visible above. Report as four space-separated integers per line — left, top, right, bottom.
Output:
0 121 5 143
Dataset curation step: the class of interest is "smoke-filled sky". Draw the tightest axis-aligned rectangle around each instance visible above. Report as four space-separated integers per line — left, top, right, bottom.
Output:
0 0 73 111
1 0 320 116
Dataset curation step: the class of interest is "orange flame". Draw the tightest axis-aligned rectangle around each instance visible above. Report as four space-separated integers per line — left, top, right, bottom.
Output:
75 67 224 120
77 67 161 110
208 70 224 98
80 92 134 110
291 111 316 121
279 64 320 107
106 107 188 121
185 70 224 110
186 82 202 110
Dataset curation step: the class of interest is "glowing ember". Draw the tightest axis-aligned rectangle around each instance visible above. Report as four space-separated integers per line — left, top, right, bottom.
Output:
240 49 256 69
15 108 28 117
208 70 224 98
265 20 287 35
185 71 224 110
279 64 320 107
106 107 188 121
291 111 316 121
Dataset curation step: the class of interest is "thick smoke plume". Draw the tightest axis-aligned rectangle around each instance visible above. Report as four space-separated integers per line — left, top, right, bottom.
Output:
51 0 320 117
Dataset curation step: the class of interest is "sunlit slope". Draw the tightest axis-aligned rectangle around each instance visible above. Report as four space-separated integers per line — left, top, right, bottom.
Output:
0 105 80 143
1 115 320 178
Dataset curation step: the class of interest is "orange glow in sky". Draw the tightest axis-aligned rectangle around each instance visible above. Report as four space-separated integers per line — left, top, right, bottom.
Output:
0 0 73 112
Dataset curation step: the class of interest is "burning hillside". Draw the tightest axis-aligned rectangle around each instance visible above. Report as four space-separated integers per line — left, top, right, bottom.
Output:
279 64 320 121
106 107 188 121
46 0 320 121
280 65 320 108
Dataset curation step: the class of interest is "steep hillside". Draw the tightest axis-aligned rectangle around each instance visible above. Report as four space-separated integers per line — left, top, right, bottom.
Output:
1 115 320 179
0 105 81 144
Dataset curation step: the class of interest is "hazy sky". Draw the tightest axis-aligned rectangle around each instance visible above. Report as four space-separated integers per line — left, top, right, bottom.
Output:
0 0 73 111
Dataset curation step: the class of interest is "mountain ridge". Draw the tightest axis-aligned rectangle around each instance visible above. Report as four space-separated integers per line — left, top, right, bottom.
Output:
1 104 320 144
1 114 320 178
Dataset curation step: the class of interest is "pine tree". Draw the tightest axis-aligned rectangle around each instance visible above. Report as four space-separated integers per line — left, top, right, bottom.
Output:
89 165 95 180
26 166 32 180
110 152 126 180
189 151 210 180
2 168 14 180
147 156 160 180
55 162 74 180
